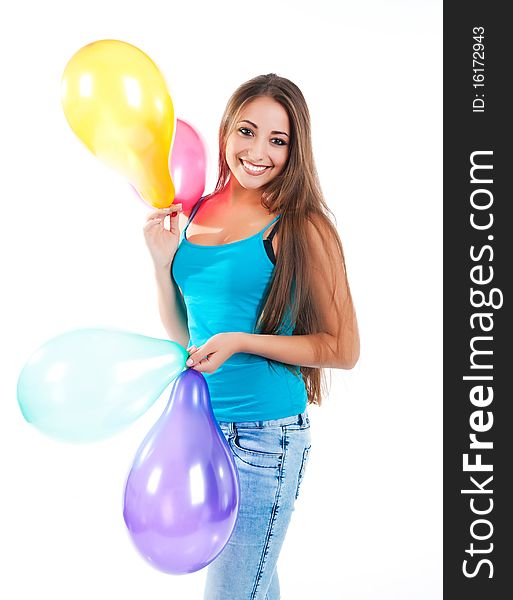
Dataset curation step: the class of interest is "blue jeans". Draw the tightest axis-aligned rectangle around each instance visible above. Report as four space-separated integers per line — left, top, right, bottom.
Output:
203 411 312 600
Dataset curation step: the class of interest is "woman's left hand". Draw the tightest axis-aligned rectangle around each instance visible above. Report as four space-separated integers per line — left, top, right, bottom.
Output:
186 332 244 374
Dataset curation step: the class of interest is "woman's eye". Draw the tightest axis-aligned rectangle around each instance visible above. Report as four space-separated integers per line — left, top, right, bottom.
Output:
237 128 286 146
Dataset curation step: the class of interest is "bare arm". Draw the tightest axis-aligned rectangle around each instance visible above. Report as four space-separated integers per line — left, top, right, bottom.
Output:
238 331 357 369
154 265 189 348
144 205 190 348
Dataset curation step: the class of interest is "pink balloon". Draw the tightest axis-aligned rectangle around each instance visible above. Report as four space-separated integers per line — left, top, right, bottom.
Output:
169 119 207 211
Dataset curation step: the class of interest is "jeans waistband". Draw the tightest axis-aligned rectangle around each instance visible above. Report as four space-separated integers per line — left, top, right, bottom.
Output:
218 411 309 434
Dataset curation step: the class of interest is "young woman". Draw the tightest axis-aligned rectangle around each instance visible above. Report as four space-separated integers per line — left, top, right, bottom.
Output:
143 73 359 600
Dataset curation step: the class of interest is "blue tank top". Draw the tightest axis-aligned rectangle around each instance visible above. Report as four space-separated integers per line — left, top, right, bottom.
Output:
171 196 307 422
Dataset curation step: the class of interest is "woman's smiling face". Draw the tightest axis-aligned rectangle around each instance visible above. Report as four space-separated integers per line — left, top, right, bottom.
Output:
225 96 290 190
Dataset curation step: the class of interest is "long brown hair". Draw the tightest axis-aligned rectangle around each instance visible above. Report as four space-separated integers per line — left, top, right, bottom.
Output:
206 73 353 406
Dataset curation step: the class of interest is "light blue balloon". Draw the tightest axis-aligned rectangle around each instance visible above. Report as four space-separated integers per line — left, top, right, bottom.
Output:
17 329 187 443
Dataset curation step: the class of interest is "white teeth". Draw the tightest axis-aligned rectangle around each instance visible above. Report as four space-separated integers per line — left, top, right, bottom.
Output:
242 160 268 172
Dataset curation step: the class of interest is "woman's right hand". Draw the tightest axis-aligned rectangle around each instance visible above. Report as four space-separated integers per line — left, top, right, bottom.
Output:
143 203 183 269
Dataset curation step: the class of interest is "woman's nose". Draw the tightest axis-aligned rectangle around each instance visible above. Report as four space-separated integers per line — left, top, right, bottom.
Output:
247 136 267 162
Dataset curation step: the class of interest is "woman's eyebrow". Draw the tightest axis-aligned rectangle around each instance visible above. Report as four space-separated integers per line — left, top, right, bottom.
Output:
239 119 289 138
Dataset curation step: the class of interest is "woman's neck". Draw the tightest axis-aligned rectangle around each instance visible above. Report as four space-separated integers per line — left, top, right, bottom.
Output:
225 177 263 207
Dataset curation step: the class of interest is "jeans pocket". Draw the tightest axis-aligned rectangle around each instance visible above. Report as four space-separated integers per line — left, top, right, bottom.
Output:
229 428 283 469
295 445 311 499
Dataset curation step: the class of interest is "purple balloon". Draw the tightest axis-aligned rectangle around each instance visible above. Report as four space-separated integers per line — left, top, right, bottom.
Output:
123 369 240 574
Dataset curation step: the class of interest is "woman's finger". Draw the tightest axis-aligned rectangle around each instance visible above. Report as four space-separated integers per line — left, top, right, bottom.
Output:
191 359 211 373
187 353 210 367
143 217 166 232
185 346 200 366
145 208 172 222
145 204 182 222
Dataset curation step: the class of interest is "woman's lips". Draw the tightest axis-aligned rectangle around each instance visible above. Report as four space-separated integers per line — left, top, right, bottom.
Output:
239 158 271 176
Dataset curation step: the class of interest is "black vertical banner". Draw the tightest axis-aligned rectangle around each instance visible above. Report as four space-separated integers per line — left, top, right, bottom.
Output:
444 3 511 598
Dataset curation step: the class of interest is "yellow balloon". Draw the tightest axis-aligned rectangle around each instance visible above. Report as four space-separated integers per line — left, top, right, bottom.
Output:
61 39 175 208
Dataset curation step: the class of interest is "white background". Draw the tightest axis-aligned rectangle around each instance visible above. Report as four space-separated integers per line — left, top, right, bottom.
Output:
0 1 442 598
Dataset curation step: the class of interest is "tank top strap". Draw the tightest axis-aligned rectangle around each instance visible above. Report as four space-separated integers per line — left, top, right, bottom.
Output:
183 196 207 236
265 217 281 241
257 214 281 237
